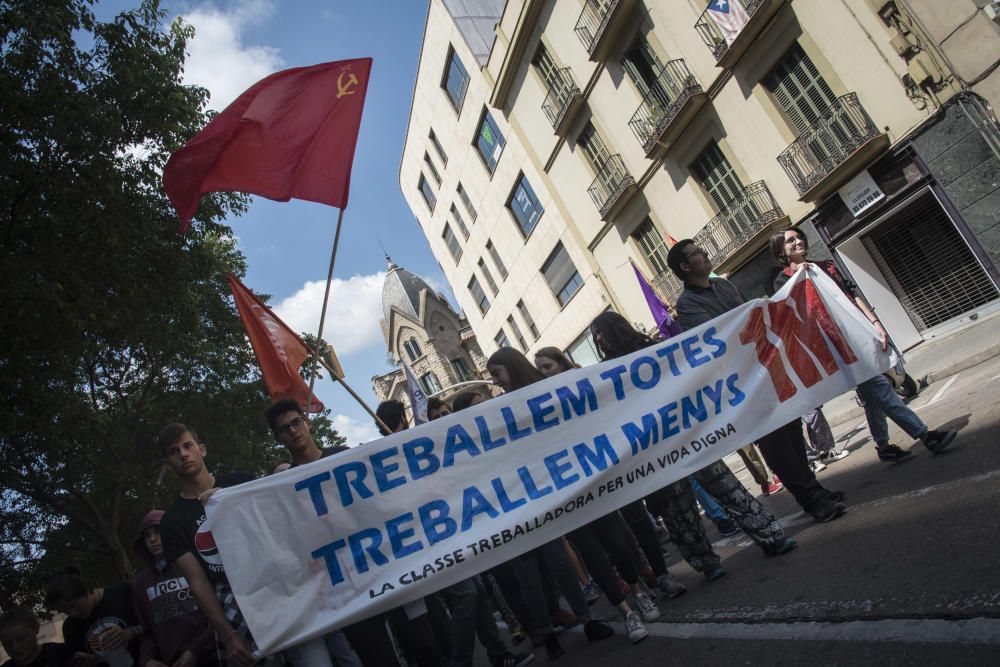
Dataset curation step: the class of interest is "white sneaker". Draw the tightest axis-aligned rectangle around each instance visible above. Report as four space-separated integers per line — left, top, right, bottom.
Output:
624 611 648 644
821 449 850 461
810 459 827 473
633 591 660 622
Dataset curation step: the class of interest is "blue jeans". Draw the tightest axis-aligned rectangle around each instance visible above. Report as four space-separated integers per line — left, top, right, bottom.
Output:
689 477 728 524
857 373 927 444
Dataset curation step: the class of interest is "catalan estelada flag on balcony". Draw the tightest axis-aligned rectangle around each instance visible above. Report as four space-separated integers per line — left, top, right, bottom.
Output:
707 0 750 45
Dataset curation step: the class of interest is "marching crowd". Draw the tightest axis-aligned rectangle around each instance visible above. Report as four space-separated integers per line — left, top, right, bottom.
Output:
2 229 958 667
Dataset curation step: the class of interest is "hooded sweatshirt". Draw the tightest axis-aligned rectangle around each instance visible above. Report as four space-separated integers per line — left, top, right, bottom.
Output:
131 510 219 666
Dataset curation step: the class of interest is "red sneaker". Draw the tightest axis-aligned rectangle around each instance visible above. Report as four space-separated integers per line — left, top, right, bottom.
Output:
765 478 784 495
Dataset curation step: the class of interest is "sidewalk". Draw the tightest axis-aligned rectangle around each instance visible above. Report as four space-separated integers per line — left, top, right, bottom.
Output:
820 309 1000 428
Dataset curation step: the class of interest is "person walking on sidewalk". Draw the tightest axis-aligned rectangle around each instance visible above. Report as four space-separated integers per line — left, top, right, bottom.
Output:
666 240 847 523
770 227 957 463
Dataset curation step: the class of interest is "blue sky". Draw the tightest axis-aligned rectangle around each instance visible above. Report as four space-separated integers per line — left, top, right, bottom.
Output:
98 0 446 444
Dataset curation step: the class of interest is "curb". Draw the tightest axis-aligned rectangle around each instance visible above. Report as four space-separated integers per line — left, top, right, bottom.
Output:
825 343 1000 429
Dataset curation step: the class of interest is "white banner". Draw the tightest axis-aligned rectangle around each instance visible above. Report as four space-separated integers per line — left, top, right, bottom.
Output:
206 266 891 655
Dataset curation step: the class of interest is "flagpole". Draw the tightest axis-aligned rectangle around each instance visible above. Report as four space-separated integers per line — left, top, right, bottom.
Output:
307 207 346 402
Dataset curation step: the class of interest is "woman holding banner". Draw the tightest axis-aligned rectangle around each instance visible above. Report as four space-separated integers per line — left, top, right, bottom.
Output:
588 312 798 577
486 348 618 659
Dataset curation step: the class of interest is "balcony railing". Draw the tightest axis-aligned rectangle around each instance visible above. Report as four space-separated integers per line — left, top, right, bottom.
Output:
628 59 702 154
587 153 636 219
694 181 785 268
541 68 581 131
652 270 684 306
694 0 764 64
575 0 620 55
777 93 883 197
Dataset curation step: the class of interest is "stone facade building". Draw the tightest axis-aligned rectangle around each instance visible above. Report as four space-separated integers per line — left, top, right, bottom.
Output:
399 0 1000 365
371 258 489 408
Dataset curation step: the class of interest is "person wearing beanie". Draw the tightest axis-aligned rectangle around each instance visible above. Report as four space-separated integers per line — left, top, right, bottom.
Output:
131 510 218 667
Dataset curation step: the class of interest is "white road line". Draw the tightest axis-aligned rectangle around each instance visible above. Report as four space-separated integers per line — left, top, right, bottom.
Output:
926 374 959 406
989 374 1000 382
584 617 1000 645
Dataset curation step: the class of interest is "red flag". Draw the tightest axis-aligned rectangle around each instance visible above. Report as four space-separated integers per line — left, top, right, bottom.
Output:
165 58 372 233
664 230 679 246
227 273 324 413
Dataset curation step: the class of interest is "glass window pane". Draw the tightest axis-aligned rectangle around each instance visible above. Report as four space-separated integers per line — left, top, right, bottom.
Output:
419 174 436 211
444 48 469 111
476 112 506 172
509 174 543 236
542 243 582 306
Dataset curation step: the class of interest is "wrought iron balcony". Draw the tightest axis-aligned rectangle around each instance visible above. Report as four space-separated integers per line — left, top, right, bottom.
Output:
541 68 582 134
587 153 636 220
694 0 781 68
777 93 886 200
694 181 786 270
628 59 705 157
652 270 684 306
575 0 635 60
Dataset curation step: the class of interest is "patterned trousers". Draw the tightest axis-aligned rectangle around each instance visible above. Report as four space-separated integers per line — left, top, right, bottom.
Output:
645 460 785 572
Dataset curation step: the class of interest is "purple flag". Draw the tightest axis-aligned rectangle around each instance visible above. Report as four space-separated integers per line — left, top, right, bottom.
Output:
632 261 683 339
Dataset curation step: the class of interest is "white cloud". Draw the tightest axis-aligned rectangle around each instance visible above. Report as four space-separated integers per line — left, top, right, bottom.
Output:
274 272 386 356
331 413 381 447
178 1 284 110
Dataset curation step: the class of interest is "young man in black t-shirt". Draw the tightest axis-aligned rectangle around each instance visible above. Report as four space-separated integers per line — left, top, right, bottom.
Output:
0 607 67 667
155 423 261 667
45 570 141 666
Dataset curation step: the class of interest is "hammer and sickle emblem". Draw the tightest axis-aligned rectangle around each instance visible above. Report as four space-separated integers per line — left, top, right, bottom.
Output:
337 69 359 99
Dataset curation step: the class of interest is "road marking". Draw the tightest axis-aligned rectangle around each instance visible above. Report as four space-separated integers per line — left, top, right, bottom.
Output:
989 374 1000 382
926 374 959 406
583 617 1000 645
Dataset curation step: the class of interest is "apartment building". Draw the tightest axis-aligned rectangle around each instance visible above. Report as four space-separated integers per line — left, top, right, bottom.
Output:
401 0 1000 360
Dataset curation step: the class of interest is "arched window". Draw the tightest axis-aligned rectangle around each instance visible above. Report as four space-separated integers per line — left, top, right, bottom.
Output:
403 338 422 362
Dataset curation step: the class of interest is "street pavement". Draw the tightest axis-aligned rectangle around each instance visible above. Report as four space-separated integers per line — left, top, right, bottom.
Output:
475 354 1000 665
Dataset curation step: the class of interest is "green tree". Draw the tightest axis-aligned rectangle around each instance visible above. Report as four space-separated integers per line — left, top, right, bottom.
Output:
0 0 338 608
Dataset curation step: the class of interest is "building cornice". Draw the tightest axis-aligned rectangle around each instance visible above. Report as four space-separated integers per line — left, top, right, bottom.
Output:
489 0 544 110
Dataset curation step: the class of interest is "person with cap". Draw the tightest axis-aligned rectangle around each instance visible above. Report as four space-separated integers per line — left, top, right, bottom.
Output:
131 509 219 667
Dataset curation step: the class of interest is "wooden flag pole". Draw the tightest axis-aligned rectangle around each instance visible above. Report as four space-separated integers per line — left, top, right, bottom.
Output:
306 208 393 438
307 207 346 402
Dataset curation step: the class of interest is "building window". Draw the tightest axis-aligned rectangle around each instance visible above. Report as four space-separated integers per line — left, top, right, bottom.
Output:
633 217 671 275
486 240 507 279
478 258 499 295
429 129 448 166
507 315 527 351
442 222 462 263
403 338 422 362
451 358 472 382
419 174 436 211
494 329 511 349
443 46 469 112
450 204 470 240
542 242 584 306
475 111 505 173
516 300 539 339
508 173 543 236
622 36 667 103
578 122 613 173
424 152 442 185
764 44 837 135
566 328 601 367
692 141 744 210
457 182 478 221
468 275 490 314
420 371 443 395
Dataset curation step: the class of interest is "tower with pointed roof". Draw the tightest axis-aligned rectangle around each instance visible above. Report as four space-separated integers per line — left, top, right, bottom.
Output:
371 257 488 406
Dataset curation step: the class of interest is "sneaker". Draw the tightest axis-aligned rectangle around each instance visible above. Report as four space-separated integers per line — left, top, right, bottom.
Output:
820 449 850 462
877 443 915 462
704 565 727 581
762 480 783 496
493 650 535 667
763 537 798 556
633 591 660 622
810 459 827 473
806 493 847 523
583 619 614 642
715 518 739 537
656 573 687 599
922 429 956 454
582 582 601 605
623 611 649 644
543 632 564 660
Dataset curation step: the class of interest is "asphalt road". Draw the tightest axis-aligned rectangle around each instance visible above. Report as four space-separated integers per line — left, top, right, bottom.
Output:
478 355 1000 665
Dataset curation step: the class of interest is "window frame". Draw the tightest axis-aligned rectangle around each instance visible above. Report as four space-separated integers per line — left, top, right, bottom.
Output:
507 172 544 237
468 275 490 315
486 240 508 280
457 182 478 221
541 242 584 307
442 222 462 263
442 45 470 113
516 300 539 339
474 110 506 174
418 173 437 212
429 128 449 166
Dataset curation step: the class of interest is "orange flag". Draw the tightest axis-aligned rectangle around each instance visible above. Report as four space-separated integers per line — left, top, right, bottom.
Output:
228 273 324 413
